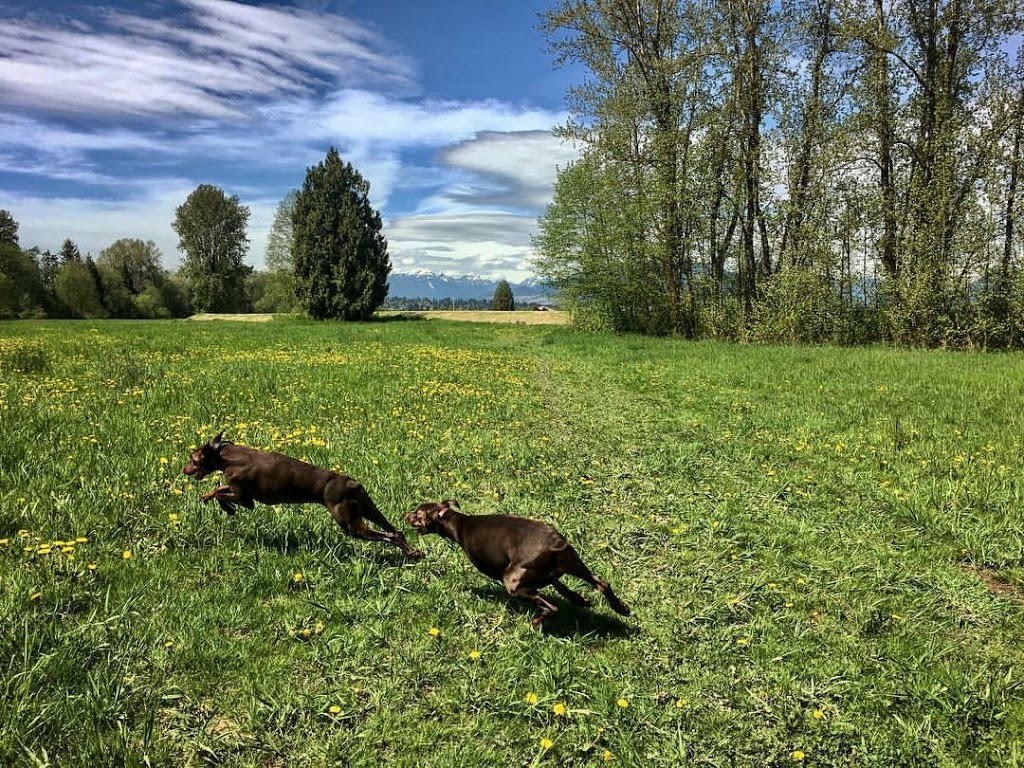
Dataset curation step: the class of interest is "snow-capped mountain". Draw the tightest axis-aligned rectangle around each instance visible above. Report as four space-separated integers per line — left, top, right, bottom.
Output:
387 271 553 303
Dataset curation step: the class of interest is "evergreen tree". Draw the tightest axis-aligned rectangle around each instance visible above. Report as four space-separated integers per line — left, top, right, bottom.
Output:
0 210 19 248
292 147 390 320
59 238 82 264
491 279 515 311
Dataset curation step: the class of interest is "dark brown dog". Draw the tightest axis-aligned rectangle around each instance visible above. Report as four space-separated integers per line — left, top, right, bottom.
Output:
183 432 422 558
405 499 630 627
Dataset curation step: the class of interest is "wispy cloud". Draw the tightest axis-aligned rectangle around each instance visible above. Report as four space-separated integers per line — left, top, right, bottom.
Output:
0 0 414 119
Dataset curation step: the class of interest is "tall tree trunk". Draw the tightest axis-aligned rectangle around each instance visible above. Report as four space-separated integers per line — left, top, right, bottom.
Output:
873 0 898 280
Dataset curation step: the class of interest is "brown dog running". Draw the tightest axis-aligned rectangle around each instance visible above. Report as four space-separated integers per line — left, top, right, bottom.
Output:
183 432 422 558
406 499 630 627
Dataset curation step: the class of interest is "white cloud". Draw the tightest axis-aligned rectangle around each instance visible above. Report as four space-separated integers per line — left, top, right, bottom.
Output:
0 0 414 119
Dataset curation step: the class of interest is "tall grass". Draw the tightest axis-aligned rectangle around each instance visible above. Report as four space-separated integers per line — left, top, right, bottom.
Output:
1 319 1023 766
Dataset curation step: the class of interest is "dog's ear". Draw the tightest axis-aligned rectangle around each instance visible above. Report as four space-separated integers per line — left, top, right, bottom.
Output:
442 498 460 510
210 431 228 451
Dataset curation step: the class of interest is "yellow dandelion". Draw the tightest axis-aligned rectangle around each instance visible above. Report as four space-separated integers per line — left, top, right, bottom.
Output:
552 702 567 717
328 705 342 715
428 627 440 637
88 563 98 572
122 550 132 560
792 750 806 761
293 572 304 583
164 640 175 649
469 650 481 660
0 538 9 546
30 592 42 601
616 698 629 709
813 709 824 720
540 737 554 750
525 692 539 705
314 621 325 634
675 698 687 708
603 750 614 762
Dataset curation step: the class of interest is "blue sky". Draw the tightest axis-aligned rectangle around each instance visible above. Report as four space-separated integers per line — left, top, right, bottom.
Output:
0 0 584 281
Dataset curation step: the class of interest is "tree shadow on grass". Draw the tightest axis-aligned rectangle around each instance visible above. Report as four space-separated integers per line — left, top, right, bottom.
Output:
470 585 636 639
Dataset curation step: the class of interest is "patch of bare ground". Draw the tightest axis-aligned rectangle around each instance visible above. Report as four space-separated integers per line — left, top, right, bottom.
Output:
187 313 276 322
961 562 1024 603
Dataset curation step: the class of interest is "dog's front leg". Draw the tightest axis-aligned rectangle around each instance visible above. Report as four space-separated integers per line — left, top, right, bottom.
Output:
201 485 241 515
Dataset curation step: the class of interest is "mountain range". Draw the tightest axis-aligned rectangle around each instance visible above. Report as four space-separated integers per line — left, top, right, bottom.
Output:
386 271 554 303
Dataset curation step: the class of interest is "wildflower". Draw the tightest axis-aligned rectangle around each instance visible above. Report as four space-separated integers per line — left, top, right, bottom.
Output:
0 538 9 546
164 640 175 649
552 702 567 717
88 563 98 572
813 709 824 720
293 572 304 584
675 698 687 708
616 698 629 709
603 750 614 762
314 621 324 634
469 650 481 660
792 750 806 761
428 627 440 637
30 592 42 601
540 737 554 750
123 550 132 560
328 705 342 715
525 692 539 705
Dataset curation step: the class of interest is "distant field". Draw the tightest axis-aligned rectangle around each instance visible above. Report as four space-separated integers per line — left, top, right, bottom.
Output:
1 318 1023 766
188 310 569 325
381 309 569 325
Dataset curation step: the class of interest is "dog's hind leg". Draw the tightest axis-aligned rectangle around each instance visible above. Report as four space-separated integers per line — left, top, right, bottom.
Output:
561 546 631 617
503 567 560 627
331 501 423 559
552 579 592 607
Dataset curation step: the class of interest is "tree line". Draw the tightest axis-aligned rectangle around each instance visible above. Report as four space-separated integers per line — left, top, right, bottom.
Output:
0 148 391 321
534 0 1024 347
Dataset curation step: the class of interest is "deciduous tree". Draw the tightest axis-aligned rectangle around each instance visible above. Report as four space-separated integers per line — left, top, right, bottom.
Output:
172 184 251 313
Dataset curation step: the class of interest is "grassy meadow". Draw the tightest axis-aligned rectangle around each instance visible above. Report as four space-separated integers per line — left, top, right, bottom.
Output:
1 317 1024 767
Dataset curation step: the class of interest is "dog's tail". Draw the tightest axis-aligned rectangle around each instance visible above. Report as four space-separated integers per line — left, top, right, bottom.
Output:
597 580 631 616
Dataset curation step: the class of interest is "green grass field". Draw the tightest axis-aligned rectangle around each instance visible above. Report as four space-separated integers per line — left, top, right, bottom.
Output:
2 318 1023 767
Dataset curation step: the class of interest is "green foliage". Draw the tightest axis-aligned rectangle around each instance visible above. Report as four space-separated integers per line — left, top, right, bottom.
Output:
292 148 390 320
0 241 46 319
535 156 673 334
265 190 298 273
750 268 846 344
172 184 252 313
491 280 515 311
53 260 108 319
0 209 19 248
2 319 1024 764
